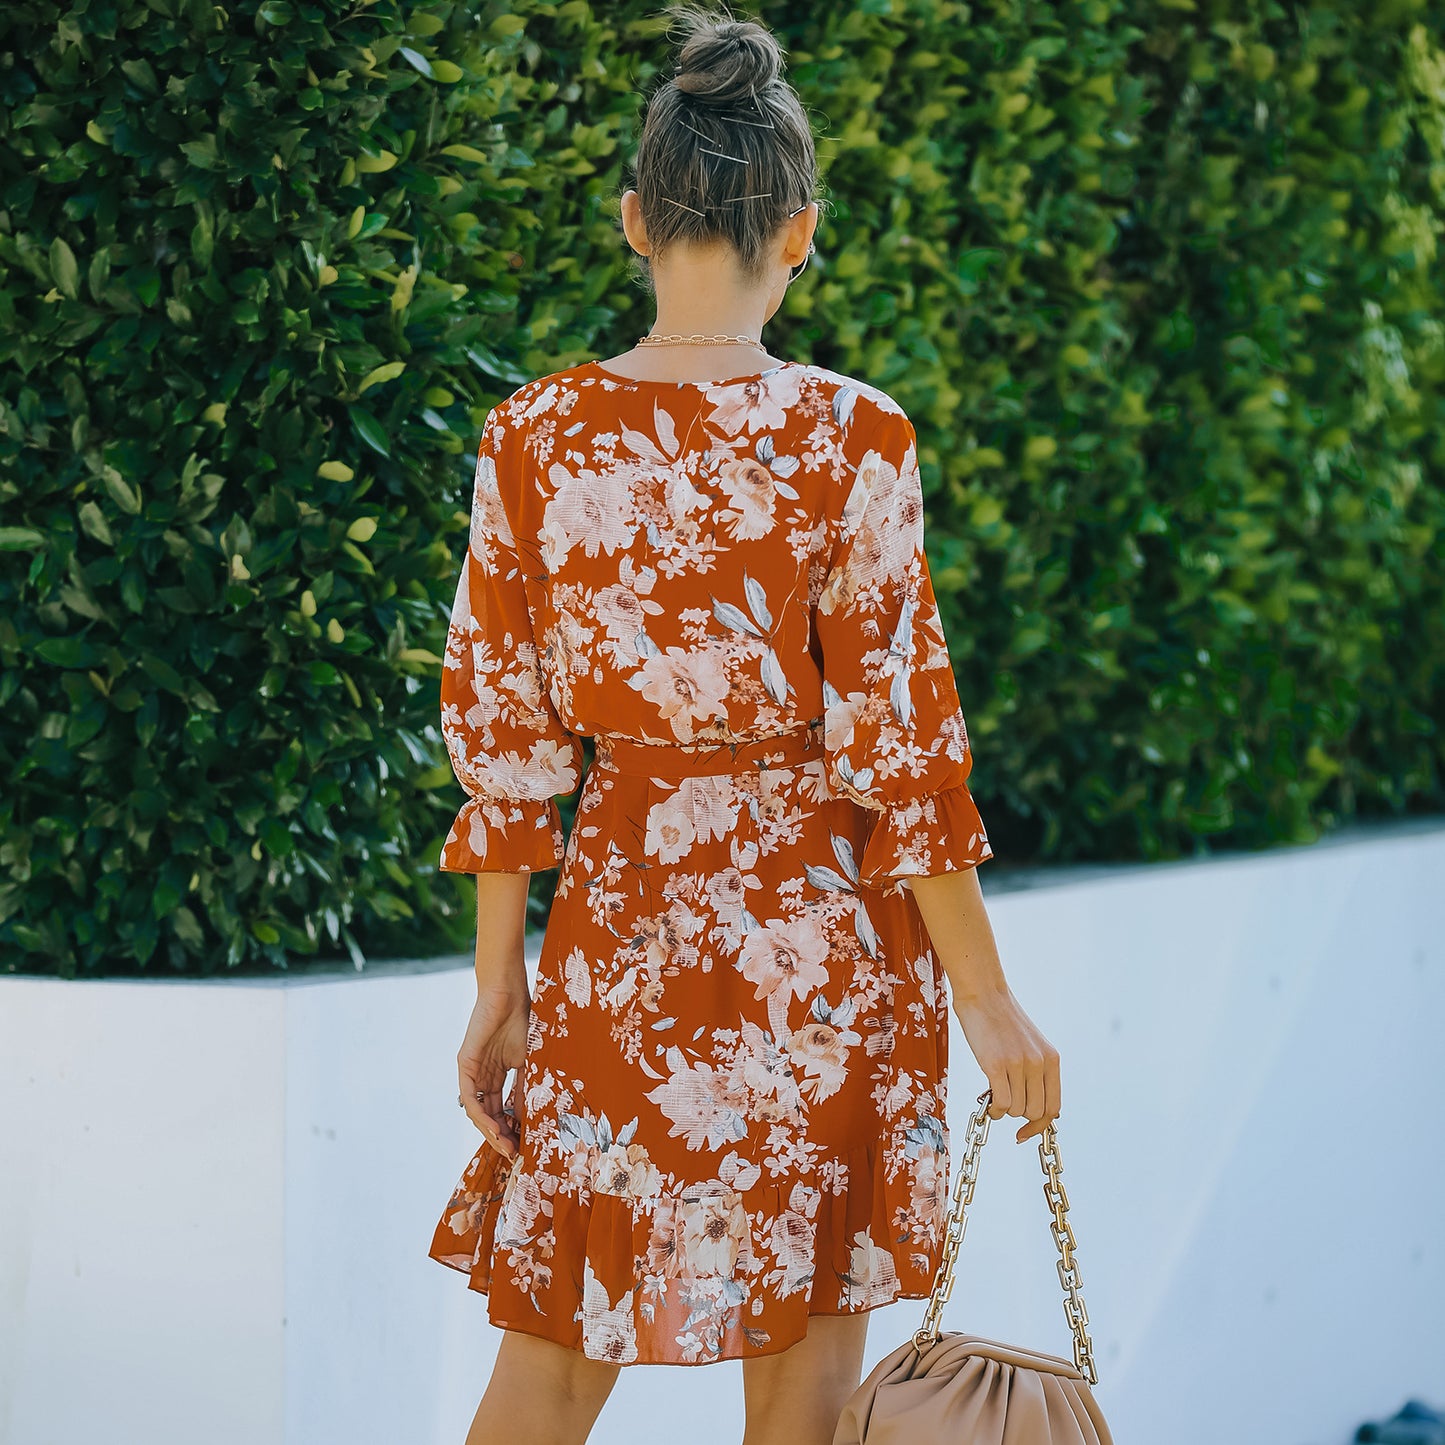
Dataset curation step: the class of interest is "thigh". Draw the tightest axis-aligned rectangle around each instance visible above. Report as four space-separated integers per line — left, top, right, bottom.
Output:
741 1313 870 1445
469 1328 621 1445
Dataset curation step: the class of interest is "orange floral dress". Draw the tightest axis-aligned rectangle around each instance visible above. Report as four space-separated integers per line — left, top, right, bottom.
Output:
426 357 994 1366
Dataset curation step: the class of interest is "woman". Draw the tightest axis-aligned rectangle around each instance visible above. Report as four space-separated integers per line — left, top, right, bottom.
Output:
427 8 1061 1444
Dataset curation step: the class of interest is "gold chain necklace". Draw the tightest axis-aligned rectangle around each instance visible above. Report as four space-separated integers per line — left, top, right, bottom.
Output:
636 331 767 347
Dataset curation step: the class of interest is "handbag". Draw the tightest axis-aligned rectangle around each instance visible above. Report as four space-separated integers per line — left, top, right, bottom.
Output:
832 1087 1114 1445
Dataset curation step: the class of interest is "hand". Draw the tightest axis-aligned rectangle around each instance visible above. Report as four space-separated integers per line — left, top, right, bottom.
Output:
458 987 530 1161
951 984 1061 1143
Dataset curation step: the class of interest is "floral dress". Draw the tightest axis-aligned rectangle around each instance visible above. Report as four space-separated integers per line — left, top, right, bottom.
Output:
426 357 994 1367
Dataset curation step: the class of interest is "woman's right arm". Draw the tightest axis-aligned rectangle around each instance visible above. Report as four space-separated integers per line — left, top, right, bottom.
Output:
908 868 1061 1144
811 396 1061 1141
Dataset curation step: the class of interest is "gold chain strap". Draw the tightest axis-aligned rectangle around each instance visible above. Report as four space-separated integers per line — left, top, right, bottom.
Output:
910 1087 1100 1386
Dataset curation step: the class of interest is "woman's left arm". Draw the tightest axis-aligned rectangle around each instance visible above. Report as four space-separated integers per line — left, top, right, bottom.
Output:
473 871 530 998
440 408 583 1158
457 872 532 1160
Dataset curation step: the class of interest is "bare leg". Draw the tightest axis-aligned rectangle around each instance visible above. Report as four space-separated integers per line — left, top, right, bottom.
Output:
465 1329 621 1445
741 1313 870 1445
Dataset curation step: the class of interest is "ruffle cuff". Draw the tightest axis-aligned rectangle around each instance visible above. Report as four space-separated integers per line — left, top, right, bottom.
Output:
857 780 994 891
439 795 565 874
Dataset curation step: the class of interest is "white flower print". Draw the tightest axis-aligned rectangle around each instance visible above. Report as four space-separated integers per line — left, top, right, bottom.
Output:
679 775 736 845
541 464 634 567
786 1017 856 1104
644 792 696 865
679 1191 748 1276
579 1259 639 1363
469 735 579 802
628 645 732 740
842 1228 900 1309
645 1054 750 1152
594 582 651 647
703 367 805 436
591 1141 664 1200
470 449 516 561
768 1209 816 1295
736 915 830 1004
714 456 779 541
563 947 592 1008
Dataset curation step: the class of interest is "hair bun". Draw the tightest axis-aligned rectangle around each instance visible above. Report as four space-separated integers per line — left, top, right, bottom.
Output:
670 7 784 105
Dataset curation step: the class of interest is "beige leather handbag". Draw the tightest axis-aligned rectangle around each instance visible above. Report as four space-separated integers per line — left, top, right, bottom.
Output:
833 1088 1114 1445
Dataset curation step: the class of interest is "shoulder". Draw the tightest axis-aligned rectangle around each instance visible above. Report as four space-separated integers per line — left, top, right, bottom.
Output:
796 364 914 436
482 365 592 439
798 366 917 479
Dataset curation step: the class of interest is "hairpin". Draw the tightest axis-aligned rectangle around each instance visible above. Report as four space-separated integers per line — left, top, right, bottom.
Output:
676 116 721 143
659 192 812 215
724 84 777 129
675 115 747 164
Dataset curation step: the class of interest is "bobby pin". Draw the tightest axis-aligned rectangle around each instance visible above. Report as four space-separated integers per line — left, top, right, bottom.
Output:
658 190 776 214
677 116 721 143
675 116 747 163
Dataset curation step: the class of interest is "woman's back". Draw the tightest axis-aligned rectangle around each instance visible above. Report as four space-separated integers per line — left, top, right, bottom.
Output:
429 349 995 1365
435 355 990 886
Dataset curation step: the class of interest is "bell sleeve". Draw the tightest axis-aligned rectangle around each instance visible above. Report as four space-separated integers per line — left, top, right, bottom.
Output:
438 409 585 874
814 405 994 891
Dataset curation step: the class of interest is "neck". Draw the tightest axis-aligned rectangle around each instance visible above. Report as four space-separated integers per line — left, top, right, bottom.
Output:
647 264 772 341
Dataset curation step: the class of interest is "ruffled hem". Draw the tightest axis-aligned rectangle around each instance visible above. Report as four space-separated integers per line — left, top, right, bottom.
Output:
438 795 564 874
427 1122 950 1366
857 779 994 891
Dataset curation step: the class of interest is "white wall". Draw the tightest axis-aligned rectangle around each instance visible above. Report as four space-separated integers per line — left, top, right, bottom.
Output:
2 819 1442 1445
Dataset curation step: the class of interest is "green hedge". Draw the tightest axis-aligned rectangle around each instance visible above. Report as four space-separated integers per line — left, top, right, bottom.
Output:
3 0 1442 977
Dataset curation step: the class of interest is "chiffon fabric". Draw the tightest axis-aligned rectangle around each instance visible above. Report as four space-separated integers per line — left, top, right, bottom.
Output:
427 358 994 1366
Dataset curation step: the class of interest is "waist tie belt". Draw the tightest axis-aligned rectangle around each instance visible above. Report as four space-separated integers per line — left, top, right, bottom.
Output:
592 721 824 779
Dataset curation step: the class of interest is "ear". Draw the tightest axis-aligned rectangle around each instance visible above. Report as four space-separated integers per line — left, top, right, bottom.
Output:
620 190 651 257
783 200 817 268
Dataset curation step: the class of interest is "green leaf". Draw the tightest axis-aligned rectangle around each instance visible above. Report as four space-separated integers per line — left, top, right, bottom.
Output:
172 907 205 948
440 143 489 164
179 135 221 170
466 343 530 384
102 470 141 515
49 238 80 299
77 502 114 545
139 655 187 694
357 360 405 394
348 406 391 457
0 527 45 551
37 637 100 668
119 58 159 93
